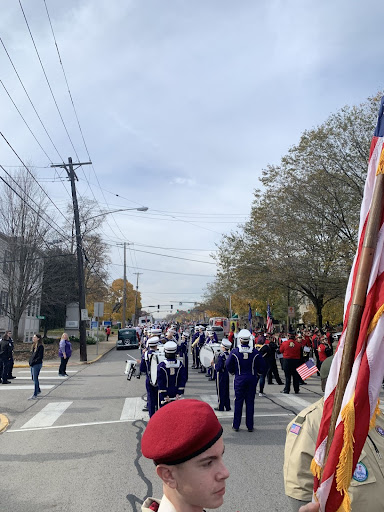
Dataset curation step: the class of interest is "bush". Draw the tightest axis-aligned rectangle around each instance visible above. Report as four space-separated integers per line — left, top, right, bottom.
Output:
43 337 56 345
86 336 97 345
69 336 80 343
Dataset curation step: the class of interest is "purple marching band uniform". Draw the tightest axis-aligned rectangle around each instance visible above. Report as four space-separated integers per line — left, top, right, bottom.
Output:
140 346 158 417
192 329 205 369
177 333 189 381
214 345 231 411
205 331 218 380
226 334 266 431
157 357 187 408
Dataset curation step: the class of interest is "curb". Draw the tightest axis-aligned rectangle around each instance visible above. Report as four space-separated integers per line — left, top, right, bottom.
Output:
0 414 9 433
14 344 116 368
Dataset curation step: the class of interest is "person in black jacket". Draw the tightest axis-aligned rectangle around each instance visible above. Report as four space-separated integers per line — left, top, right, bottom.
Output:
0 333 12 384
28 334 44 400
6 330 16 379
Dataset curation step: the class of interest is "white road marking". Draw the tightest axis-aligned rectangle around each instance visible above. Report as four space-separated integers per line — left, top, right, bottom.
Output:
200 394 218 408
275 393 311 409
120 397 147 421
16 370 77 374
21 402 73 429
12 376 69 380
0 385 55 390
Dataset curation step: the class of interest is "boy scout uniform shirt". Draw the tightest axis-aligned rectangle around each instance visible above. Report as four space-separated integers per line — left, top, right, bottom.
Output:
284 398 384 510
142 495 206 512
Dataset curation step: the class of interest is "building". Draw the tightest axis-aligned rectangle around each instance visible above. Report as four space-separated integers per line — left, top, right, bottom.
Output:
0 232 42 341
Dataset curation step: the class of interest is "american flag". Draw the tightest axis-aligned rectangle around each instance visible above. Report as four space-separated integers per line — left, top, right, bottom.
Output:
313 96 384 511
296 359 318 380
266 304 273 333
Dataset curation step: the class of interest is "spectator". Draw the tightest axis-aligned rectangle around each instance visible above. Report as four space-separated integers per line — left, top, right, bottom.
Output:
58 333 72 377
106 326 111 341
28 334 44 399
0 333 12 384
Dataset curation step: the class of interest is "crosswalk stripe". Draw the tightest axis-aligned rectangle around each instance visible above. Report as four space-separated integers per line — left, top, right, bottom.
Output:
16 370 77 374
120 397 146 421
0 385 55 391
274 393 311 409
200 394 218 408
21 402 73 429
12 376 69 380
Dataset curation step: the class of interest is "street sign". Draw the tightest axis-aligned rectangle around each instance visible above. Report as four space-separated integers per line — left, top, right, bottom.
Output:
66 320 79 328
36 315 45 320
91 321 98 329
288 306 295 318
94 302 104 317
81 309 89 321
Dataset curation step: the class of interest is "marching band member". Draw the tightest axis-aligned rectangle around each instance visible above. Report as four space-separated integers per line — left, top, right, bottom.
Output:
205 330 218 380
178 332 189 381
140 336 160 417
226 329 266 432
212 339 232 411
191 326 205 369
157 341 187 408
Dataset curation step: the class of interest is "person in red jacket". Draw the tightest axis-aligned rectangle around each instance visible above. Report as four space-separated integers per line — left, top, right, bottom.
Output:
317 335 332 368
279 333 302 394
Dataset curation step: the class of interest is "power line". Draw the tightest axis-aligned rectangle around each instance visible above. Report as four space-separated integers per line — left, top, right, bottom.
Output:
0 171 71 242
111 246 215 265
19 0 81 161
0 80 52 163
0 132 71 224
44 0 91 161
110 262 215 278
0 37 65 163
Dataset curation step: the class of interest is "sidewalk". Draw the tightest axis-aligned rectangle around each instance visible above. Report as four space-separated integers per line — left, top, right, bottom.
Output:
14 335 118 368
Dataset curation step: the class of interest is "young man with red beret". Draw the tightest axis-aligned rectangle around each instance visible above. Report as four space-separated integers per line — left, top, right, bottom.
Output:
140 399 319 512
141 399 229 511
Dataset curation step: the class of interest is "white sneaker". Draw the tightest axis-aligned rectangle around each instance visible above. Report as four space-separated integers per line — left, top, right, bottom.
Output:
259 392 265 397
27 395 38 400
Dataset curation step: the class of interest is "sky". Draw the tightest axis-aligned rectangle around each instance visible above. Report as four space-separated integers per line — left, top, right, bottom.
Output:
0 0 383 320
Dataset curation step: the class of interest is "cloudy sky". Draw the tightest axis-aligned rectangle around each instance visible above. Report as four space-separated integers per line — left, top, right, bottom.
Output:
1 0 383 319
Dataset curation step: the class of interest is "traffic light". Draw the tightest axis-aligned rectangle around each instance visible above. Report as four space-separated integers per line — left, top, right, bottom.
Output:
157 305 160 310
171 305 173 309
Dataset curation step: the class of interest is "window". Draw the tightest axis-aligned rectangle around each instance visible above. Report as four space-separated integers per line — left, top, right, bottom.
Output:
2 250 10 274
0 291 8 316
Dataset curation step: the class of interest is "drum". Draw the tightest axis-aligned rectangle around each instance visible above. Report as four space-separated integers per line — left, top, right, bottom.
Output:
199 344 220 367
150 353 166 385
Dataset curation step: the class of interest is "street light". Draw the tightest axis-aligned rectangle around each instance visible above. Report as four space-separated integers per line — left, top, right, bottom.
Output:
85 206 149 222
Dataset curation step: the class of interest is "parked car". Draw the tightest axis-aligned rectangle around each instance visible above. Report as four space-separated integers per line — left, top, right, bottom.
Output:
332 332 342 342
116 328 139 350
206 325 224 341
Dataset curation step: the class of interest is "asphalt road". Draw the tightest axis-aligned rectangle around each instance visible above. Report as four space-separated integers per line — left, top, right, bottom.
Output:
0 348 328 512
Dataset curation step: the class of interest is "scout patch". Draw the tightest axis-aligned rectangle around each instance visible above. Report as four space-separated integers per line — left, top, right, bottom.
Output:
376 426 384 437
289 423 301 435
353 462 368 482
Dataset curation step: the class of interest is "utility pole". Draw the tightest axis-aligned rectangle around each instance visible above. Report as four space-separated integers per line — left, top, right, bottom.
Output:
133 272 142 326
52 157 91 362
122 242 127 328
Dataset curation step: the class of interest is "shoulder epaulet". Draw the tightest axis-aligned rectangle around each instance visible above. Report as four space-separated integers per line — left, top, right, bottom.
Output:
293 399 323 424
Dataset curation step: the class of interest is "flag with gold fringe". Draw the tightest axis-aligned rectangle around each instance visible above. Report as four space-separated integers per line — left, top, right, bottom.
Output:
311 96 384 512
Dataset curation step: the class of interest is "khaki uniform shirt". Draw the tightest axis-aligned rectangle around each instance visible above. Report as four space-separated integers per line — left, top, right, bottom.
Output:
142 495 176 512
284 398 384 511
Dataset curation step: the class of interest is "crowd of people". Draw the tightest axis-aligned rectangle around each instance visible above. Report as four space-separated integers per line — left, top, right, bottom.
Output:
134 322 335 430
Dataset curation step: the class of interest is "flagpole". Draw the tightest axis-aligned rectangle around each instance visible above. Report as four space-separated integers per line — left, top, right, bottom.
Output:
322 168 384 472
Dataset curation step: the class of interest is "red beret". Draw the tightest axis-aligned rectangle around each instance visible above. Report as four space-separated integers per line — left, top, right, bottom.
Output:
141 399 223 465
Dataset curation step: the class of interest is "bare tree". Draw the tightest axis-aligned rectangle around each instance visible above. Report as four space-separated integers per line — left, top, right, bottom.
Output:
0 169 55 340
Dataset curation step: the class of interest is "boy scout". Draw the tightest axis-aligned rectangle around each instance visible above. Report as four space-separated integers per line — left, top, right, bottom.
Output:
284 356 384 511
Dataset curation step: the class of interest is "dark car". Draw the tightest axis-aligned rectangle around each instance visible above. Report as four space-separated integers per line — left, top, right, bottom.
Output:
116 328 139 350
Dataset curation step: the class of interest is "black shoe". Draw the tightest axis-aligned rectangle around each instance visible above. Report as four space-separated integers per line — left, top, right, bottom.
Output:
226 408 231 411
8 376 16 379
2 381 11 384
280 390 289 394
214 407 224 411
248 428 254 432
191 365 196 369
268 382 274 385
277 381 284 385
295 390 300 394
142 408 148 412
232 426 239 432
